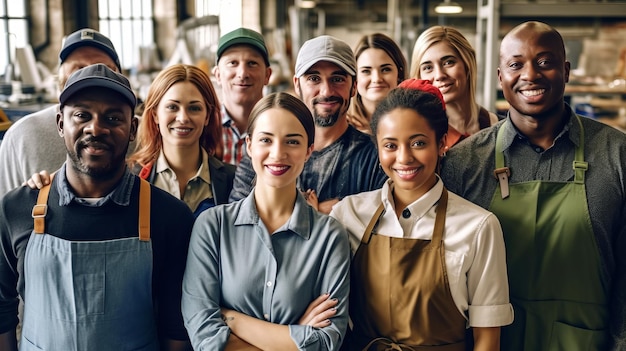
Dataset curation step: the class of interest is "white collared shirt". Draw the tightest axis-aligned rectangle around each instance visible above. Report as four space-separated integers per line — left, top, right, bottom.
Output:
330 178 514 327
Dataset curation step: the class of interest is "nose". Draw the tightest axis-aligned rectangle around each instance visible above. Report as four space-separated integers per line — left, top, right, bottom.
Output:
371 69 382 83
433 64 447 81
236 64 250 79
176 109 190 123
85 116 109 136
397 145 414 164
270 142 286 160
521 63 541 81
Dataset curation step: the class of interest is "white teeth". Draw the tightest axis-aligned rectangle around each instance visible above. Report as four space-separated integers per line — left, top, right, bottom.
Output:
173 128 192 133
267 165 289 172
396 168 418 175
521 89 545 97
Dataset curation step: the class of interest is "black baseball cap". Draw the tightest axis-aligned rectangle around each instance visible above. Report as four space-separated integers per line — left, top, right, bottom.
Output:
59 29 122 71
59 64 136 109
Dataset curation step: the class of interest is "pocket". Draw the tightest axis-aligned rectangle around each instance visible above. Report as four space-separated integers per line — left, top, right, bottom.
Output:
548 321 608 350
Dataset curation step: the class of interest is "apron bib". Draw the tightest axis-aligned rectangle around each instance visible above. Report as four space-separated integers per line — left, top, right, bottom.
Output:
489 117 609 351
349 188 466 351
20 178 159 351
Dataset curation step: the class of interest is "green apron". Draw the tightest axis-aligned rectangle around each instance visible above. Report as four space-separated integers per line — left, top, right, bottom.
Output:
489 116 609 350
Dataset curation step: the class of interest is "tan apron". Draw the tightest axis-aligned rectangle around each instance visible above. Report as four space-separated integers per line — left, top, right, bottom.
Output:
489 116 609 350
349 188 466 351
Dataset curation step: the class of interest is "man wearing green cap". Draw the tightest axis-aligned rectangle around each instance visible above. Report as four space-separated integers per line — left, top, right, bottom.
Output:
213 27 272 166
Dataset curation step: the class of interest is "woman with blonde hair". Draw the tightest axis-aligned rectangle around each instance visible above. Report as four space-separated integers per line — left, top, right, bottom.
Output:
348 33 407 134
128 64 235 216
411 26 499 149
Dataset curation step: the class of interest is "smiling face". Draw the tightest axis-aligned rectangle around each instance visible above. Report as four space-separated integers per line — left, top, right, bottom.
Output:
153 81 208 150
498 24 570 121
357 48 400 106
58 87 136 180
214 45 271 110
376 107 444 201
418 42 468 105
294 60 356 127
246 108 313 191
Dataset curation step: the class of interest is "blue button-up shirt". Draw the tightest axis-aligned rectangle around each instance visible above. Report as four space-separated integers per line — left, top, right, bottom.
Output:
182 191 351 350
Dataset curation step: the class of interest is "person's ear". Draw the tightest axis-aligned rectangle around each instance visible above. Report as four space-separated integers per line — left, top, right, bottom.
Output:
57 111 64 137
246 135 252 155
129 115 139 142
439 133 448 157
305 144 314 162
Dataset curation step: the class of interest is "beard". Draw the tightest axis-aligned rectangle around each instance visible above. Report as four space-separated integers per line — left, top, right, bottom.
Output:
67 141 128 180
313 96 346 127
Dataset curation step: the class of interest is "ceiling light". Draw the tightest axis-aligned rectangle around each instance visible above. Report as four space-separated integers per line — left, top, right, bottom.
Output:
435 0 463 14
298 0 316 8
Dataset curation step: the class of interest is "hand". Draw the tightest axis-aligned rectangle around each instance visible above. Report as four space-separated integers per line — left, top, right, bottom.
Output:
298 293 338 328
318 198 340 214
302 189 319 210
23 170 51 189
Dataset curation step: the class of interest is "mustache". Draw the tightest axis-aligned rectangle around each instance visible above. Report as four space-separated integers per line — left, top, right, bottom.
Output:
79 136 111 149
313 96 343 105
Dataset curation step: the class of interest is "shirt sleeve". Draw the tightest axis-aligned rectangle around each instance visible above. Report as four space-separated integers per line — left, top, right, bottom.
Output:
0 127 24 197
182 208 231 350
228 151 255 202
466 212 514 327
288 217 351 350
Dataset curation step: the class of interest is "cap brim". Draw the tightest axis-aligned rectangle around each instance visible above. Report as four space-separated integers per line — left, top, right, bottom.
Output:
295 57 356 77
59 77 136 108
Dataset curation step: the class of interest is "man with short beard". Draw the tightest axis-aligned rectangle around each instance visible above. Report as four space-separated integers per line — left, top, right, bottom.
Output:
230 35 387 214
0 64 194 351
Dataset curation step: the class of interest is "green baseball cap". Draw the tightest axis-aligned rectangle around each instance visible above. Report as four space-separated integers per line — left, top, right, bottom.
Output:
217 27 270 66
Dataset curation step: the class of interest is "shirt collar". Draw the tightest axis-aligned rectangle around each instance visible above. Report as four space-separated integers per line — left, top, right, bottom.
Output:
56 163 135 207
502 103 577 151
379 176 444 221
221 104 233 126
154 148 211 184
234 190 312 239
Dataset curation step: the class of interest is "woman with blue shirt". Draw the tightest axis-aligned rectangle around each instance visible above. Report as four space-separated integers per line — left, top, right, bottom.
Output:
182 92 351 350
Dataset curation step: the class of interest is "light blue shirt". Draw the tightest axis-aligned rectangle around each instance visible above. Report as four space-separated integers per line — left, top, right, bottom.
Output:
182 190 351 350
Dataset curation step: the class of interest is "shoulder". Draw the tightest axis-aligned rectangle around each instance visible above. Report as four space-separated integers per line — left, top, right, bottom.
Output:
331 189 381 224
146 180 193 219
208 155 236 176
5 105 58 134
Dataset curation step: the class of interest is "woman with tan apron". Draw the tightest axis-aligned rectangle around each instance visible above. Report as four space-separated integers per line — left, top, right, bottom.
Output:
331 81 513 351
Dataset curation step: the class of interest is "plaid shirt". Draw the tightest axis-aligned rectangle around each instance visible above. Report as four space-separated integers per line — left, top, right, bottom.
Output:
221 104 246 166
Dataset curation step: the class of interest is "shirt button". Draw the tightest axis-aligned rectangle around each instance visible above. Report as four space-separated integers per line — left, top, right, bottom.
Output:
264 313 269 320
402 209 411 218
266 281 273 287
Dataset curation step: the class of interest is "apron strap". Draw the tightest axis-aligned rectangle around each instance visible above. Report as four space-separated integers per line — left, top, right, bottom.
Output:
572 114 587 184
362 203 385 244
32 173 56 234
138 178 151 241
494 125 511 199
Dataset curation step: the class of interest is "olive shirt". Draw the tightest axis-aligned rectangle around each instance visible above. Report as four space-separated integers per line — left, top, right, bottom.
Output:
182 191 351 350
440 108 626 348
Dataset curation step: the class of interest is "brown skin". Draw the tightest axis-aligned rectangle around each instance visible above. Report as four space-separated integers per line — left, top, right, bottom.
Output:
498 21 571 150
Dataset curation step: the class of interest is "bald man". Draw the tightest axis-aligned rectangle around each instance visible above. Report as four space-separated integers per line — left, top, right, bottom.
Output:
441 21 626 350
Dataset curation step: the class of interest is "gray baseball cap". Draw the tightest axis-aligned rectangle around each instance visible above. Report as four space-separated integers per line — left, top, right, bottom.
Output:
295 35 356 78
59 28 121 71
59 63 136 109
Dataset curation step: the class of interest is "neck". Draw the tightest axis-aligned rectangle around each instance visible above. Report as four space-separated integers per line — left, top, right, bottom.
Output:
314 118 349 151
224 101 254 134
509 103 568 150
361 98 378 120
254 183 297 233
445 99 479 135
65 163 125 198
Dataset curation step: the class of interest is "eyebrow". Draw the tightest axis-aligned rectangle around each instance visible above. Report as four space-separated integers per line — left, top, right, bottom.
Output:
380 133 427 141
257 131 305 138
360 63 394 69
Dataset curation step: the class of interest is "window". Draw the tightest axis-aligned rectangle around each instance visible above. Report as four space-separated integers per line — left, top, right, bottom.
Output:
0 0 28 76
98 0 154 71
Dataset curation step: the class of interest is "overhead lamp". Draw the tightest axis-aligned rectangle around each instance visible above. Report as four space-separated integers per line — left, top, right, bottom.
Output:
298 0 316 8
435 0 463 14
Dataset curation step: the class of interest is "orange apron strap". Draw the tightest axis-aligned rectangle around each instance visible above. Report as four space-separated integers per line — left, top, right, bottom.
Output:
138 178 151 241
32 173 56 234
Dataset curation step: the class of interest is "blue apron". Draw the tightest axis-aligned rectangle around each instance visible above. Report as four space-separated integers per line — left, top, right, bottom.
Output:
20 178 159 351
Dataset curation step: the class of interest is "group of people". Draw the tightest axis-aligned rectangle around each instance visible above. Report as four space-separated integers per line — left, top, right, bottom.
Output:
0 19 624 351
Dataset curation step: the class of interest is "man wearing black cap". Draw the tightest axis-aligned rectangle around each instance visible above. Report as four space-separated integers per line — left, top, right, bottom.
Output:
0 64 194 351
0 28 124 196
213 27 271 166
229 35 387 214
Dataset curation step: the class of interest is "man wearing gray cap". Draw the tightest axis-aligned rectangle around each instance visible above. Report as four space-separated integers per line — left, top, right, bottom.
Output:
0 28 124 196
230 35 387 213
0 64 194 351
